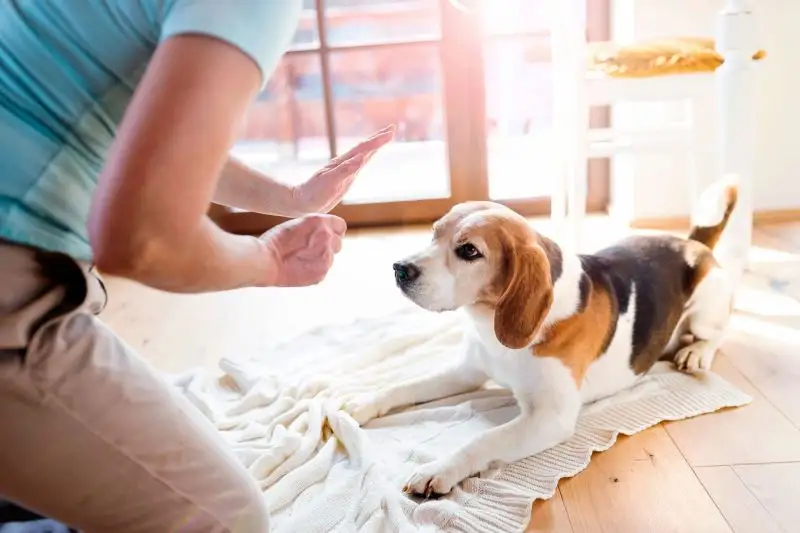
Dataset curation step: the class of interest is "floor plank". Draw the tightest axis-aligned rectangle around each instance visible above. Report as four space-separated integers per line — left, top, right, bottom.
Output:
664 355 800 466
722 330 800 430
694 466 785 533
733 463 800 532
558 426 731 533
526 488 574 533
724 228 800 429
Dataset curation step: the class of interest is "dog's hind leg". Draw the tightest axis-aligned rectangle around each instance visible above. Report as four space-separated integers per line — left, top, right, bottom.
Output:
674 265 734 373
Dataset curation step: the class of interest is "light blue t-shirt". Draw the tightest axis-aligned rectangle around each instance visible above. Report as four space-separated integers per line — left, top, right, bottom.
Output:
0 0 302 261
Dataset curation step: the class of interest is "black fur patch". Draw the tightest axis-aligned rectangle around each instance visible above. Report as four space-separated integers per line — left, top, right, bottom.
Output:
577 255 620 356
539 235 563 283
584 235 695 374
577 273 591 312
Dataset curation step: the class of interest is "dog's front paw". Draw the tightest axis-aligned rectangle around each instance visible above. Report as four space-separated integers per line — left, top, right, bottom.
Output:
403 461 462 497
674 340 717 373
342 393 386 425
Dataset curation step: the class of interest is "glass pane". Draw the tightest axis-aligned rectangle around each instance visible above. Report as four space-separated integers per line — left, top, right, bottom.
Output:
476 0 550 36
323 0 439 46
293 4 319 47
484 36 556 200
330 45 449 203
232 54 329 188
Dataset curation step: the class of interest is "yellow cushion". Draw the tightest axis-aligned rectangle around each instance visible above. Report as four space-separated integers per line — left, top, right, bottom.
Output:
588 37 766 78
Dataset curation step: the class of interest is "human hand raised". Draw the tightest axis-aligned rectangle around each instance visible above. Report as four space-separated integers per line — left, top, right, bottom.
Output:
291 125 395 214
257 214 347 287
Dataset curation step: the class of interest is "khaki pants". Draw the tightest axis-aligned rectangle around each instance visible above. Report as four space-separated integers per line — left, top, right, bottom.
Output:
0 242 270 532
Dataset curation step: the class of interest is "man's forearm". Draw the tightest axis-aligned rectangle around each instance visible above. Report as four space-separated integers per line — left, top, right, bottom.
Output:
96 217 274 294
214 157 302 217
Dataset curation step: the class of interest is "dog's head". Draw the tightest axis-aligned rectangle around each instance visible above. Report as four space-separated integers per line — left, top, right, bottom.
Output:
393 202 557 349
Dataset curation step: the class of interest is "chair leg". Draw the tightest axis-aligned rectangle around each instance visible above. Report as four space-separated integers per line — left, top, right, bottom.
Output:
550 158 567 235
714 0 759 278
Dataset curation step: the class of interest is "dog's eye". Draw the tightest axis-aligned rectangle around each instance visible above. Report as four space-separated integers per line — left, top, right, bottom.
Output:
455 243 483 261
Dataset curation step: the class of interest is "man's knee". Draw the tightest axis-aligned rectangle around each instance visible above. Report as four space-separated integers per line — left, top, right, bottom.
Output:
226 484 271 533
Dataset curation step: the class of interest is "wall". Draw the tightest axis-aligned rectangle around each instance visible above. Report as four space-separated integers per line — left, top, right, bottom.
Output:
609 0 800 221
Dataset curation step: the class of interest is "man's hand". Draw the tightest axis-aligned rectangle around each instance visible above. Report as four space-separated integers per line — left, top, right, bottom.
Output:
291 125 395 214
258 214 347 287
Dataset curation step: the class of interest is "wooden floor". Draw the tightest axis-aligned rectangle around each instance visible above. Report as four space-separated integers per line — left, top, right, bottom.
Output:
100 218 800 533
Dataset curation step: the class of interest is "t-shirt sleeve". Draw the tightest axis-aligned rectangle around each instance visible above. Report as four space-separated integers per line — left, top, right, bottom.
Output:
160 0 304 87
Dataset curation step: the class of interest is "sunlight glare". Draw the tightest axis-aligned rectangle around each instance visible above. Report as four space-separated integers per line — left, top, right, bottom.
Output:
749 245 800 265
480 0 520 33
730 313 800 347
735 288 800 317
475 0 541 35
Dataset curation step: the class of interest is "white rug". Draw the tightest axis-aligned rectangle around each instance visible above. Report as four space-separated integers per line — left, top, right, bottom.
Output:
174 308 752 533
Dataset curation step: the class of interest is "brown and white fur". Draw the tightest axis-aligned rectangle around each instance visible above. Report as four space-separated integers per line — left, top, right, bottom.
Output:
344 176 739 497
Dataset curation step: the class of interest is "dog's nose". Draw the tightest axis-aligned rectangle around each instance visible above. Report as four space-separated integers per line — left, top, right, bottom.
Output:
393 262 420 284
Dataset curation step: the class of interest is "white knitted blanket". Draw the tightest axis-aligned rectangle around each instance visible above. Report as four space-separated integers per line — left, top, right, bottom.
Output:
174 308 752 533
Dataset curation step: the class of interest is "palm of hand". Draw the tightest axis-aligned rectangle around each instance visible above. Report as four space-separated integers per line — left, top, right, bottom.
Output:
295 172 350 214
294 126 395 214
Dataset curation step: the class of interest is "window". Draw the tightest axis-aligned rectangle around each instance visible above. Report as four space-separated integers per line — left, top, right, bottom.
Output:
226 0 610 233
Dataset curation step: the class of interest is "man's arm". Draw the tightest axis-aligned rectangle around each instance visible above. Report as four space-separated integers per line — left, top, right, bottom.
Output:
215 122 396 218
89 34 277 293
213 157 302 218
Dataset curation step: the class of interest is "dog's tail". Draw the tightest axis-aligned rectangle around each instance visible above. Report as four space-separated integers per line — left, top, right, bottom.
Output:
688 174 739 250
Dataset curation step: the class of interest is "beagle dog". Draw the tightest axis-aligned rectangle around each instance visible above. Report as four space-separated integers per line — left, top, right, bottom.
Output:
345 176 738 497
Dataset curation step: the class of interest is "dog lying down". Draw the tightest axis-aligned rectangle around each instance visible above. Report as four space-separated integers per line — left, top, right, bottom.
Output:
343 176 739 498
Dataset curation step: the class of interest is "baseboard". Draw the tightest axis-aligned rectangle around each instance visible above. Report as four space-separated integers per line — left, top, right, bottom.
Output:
628 215 691 230
752 208 800 225
629 208 800 230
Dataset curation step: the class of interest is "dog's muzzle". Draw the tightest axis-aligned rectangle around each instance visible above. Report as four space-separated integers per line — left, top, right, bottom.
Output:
392 261 420 288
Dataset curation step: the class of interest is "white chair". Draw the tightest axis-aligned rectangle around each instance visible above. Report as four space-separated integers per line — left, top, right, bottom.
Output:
550 0 760 280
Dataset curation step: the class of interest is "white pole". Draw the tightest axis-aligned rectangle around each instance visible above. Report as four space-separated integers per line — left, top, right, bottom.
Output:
713 0 759 280
550 0 588 250
550 0 570 240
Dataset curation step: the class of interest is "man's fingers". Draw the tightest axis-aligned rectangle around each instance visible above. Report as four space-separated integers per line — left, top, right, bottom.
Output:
320 251 334 270
305 215 347 238
356 127 395 152
317 126 393 173
375 124 395 135
332 236 343 254
318 151 366 177
360 148 381 166
325 215 347 236
360 124 396 145
299 231 341 261
309 226 344 248
331 125 395 165
339 152 368 172
304 230 324 250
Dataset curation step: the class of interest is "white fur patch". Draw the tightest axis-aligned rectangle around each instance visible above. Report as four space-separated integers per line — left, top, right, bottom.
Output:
580 283 640 403
691 174 738 228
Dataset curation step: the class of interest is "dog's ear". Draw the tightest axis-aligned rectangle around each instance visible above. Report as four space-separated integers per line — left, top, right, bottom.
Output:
494 243 554 349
